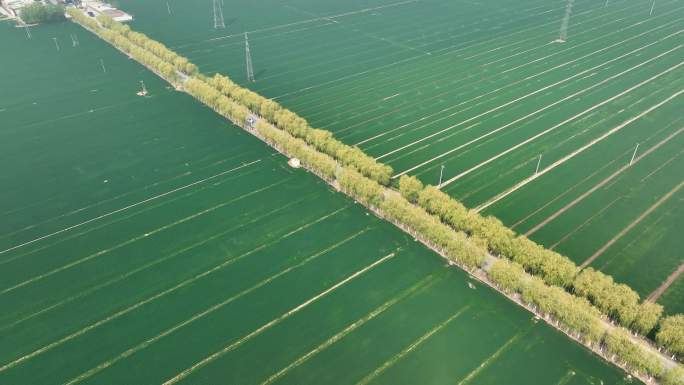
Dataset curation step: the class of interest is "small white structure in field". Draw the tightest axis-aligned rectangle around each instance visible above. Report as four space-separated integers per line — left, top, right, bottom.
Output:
288 158 301 168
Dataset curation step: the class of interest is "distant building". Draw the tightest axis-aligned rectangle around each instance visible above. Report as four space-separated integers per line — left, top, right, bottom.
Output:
82 0 132 22
1 0 33 17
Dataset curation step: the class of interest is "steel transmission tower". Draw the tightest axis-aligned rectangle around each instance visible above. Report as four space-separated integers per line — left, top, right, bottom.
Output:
245 33 255 82
213 0 225 29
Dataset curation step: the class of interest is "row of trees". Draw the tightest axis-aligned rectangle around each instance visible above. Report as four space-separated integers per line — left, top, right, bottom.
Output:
68 9 197 80
184 78 250 124
574 268 663 335
398 176 679 352
98 13 198 76
488 259 683 384
207 74 393 185
255 121 338 181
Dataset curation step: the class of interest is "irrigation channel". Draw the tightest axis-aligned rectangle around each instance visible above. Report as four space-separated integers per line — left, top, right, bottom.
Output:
115 0 684 316
0 15 637 385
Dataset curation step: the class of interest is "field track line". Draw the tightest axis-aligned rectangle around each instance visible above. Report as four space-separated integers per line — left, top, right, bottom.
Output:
63 228 370 385
162 252 398 385
524 126 684 235
0 170 192 240
549 196 623 250
0 152 248 240
0 165 266 267
355 306 471 385
647 263 684 302
640 147 684 182
1 98 142 135
456 330 525 385
0 206 349 373
0 160 262 256
0 178 289 296
580 180 684 269
355 23 683 147
476 90 684 211
0 194 318 332
260 275 439 385
438 59 684 187
371 27 683 156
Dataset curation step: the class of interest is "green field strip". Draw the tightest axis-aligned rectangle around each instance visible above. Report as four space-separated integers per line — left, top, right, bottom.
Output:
0 196 358 379
157 251 402 384
357 20 683 159
352 20 684 160
0 161 278 283
446 72 684 208
659 271 684 315
489 114 684 235
0 151 259 247
594 185 684 296
245 0 575 99
457 324 631 385
282 2 667 133
0 23 271 241
163 249 442 385
526 139 684 265
0 178 321 328
187 0 560 85
388 46 683 182
0 157 265 253
253 0 662 109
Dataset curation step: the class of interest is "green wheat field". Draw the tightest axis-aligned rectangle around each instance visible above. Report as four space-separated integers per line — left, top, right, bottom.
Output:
1 0 681 383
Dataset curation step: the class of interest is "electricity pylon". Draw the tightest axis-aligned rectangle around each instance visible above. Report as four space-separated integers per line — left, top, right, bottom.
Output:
213 0 225 29
245 33 255 82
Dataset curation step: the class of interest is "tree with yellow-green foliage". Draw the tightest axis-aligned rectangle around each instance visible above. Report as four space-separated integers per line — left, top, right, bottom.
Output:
488 259 526 294
573 268 641 327
660 365 684 385
657 315 684 360
337 168 384 207
604 327 664 378
398 175 423 203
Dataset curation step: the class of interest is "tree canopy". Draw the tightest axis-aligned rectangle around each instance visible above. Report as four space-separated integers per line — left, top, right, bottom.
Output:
21 3 65 24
